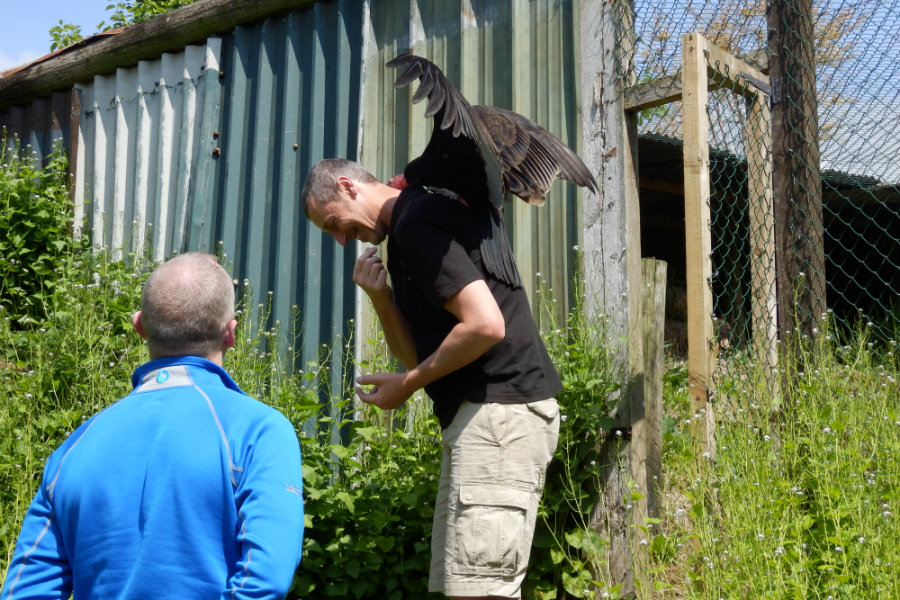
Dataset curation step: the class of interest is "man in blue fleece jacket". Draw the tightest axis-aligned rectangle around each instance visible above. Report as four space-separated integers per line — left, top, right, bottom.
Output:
1 252 304 600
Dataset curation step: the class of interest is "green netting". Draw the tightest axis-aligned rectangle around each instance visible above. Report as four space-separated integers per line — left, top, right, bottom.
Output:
626 0 900 355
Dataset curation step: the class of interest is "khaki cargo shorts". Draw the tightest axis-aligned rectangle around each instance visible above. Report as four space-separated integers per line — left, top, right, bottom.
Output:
428 398 560 598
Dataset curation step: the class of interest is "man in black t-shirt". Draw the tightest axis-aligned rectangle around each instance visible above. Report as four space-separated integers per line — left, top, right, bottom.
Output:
301 159 560 600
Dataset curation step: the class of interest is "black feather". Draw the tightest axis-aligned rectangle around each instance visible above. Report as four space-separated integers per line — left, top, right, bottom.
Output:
388 54 597 288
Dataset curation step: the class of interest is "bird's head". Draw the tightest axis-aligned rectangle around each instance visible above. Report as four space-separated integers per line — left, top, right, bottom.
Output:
387 174 408 190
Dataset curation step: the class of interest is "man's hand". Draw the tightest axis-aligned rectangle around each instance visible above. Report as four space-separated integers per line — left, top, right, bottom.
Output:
353 247 389 300
355 372 413 410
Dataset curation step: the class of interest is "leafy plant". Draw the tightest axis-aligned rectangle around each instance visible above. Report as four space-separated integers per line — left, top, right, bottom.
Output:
100 0 197 30
48 21 84 51
0 136 89 324
525 265 625 600
45 0 197 53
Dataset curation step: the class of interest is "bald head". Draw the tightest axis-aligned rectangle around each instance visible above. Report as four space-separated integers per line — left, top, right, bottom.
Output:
139 252 235 360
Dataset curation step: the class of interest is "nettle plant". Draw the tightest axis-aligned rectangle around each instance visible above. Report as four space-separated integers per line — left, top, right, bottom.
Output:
0 135 90 325
526 270 627 600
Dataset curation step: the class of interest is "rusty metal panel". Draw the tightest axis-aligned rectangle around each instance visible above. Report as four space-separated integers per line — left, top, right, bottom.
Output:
359 0 587 316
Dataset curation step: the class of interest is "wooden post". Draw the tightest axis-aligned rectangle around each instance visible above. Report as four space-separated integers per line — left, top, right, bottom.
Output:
768 0 826 364
581 0 642 595
744 92 779 373
681 33 716 455
641 258 666 520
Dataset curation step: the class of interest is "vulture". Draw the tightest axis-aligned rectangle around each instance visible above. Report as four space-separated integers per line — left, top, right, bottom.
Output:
386 53 598 288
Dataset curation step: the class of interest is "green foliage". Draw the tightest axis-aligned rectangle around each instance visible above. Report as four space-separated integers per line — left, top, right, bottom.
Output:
0 250 149 567
294 408 442 599
649 316 900 598
48 21 84 51
0 137 90 324
46 0 197 52
526 268 625 599
100 0 197 30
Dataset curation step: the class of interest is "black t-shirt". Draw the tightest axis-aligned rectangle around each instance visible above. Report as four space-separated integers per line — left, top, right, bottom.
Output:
387 186 563 428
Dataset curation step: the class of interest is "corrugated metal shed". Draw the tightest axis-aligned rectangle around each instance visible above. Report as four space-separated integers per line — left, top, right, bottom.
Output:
3 1 366 394
359 0 586 316
1 0 588 383
0 91 75 165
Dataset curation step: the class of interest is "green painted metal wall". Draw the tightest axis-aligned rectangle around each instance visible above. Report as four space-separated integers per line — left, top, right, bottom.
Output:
3 0 589 390
359 0 588 320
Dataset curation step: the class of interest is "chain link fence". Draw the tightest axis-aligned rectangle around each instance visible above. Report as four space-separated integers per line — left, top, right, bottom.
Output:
624 0 900 401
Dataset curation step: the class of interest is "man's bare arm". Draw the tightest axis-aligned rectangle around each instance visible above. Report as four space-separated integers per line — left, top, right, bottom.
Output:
356 278 504 410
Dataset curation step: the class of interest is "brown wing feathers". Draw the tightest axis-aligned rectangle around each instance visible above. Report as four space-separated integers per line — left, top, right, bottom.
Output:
388 54 597 204
387 54 597 287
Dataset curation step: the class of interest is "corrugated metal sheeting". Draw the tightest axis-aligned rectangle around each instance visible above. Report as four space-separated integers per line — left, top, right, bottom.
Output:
69 0 365 389
359 0 585 316
73 40 222 261
1 0 587 379
0 91 75 165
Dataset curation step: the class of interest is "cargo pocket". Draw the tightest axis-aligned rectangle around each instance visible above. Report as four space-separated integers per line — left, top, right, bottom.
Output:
526 398 559 422
451 484 533 577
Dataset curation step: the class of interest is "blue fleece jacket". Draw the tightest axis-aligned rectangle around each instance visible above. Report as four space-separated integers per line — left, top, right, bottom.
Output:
1 356 304 600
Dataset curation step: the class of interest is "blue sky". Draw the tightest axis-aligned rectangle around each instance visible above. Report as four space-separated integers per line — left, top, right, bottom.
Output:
0 0 111 72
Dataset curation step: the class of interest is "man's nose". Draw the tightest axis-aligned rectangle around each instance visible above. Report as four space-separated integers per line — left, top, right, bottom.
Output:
334 232 349 246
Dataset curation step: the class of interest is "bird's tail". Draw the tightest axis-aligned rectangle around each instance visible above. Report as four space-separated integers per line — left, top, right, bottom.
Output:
480 206 522 288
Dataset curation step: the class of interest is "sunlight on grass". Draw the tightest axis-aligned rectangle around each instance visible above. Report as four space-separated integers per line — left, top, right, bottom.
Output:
649 317 900 599
4 139 900 599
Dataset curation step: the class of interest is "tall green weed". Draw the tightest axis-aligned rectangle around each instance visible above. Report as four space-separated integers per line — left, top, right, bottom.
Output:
0 136 90 324
649 318 900 599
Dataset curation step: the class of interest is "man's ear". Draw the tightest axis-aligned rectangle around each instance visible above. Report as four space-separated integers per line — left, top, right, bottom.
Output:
336 176 356 198
223 318 238 349
132 311 147 339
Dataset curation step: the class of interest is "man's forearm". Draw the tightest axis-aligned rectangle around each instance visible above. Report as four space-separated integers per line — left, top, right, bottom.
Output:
370 293 417 370
403 317 501 392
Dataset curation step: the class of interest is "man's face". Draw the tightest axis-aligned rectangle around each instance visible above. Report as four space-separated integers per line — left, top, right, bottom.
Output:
307 181 387 246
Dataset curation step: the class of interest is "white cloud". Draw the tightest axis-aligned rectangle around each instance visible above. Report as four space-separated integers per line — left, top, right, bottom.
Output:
0 49 43 75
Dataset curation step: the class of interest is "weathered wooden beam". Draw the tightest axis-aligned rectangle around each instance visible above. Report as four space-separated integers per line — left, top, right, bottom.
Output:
640 258 666 521
624 47 769 112
0 0 317 109
625 72 683 112
581 0 643 593
681 32 716 456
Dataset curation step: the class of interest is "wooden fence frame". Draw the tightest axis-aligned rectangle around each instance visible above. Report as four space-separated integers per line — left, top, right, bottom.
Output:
681 33 776 453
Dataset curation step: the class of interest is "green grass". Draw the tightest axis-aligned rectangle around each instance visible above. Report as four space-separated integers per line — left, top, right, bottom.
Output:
4 137 899 599
647 323 900 599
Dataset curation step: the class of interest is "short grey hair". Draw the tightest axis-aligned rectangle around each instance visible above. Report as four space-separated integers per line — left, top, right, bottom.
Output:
141 252 234 358
300 159 378 219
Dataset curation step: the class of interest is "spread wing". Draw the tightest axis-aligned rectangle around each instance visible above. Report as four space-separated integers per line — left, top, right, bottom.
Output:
386 53 597 287
387 54 597 208
473 105 598 206
386 54 505 211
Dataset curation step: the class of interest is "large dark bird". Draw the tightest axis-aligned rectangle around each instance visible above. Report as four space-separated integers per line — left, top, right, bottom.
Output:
386 53 598 288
